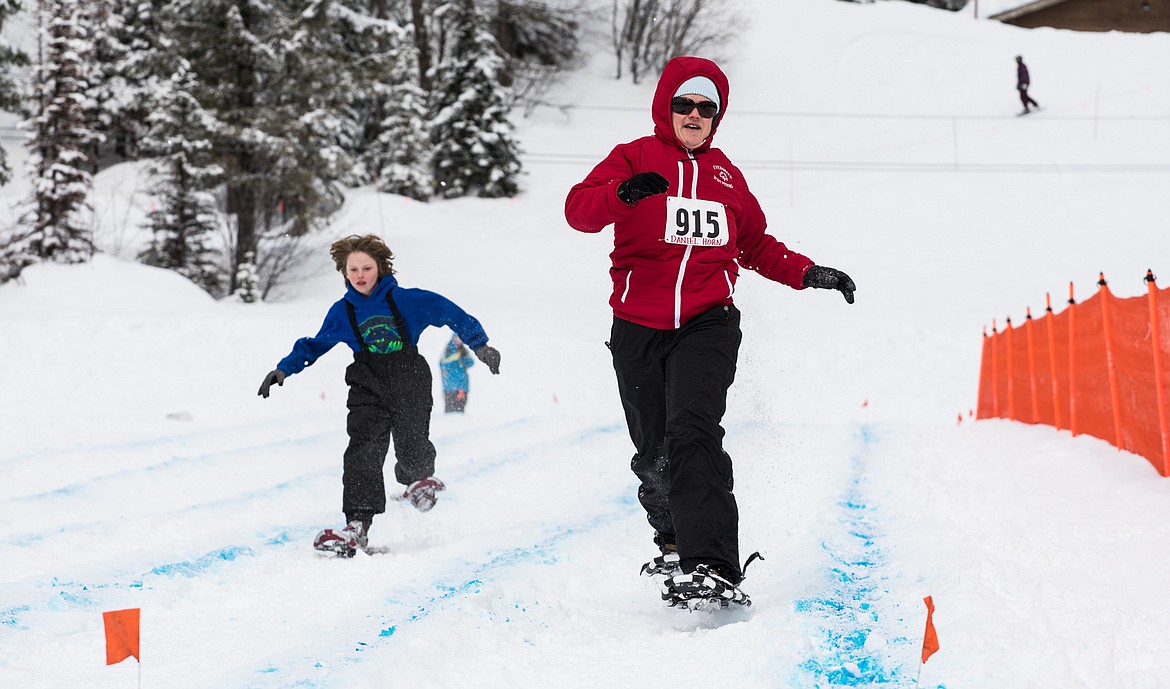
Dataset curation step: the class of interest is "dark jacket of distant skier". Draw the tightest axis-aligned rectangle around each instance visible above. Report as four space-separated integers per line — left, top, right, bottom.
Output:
1017 60 1030 90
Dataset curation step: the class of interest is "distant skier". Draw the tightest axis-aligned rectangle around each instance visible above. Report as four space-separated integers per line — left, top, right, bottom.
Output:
1016 55 1041 114
564 56 856 609
439 334 475 413
257 234 501 556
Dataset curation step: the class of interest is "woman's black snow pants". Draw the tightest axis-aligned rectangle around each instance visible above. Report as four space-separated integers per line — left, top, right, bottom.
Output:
341 350 436 522
609 304 744 583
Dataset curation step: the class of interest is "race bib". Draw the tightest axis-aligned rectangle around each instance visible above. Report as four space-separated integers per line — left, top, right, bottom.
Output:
665 197 728 247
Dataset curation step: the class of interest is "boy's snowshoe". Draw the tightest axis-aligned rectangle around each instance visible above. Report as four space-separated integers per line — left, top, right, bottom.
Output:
313 520 369 558
402 477 446 512
662 563 751 611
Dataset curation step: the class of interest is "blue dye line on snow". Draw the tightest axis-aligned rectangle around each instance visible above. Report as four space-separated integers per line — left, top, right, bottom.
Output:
0 425 586 625
1 604 30 627
150 545 256 577
6 418 631 678
0 542 262 629
6 432 339 505
791 424 932 688
375 527 568 639
241 501 636 689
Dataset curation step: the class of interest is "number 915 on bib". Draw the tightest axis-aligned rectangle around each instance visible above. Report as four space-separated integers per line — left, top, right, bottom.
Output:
665 197 729 247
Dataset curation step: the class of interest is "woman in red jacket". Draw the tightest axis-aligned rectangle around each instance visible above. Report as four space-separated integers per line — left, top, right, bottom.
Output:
565 56 856 609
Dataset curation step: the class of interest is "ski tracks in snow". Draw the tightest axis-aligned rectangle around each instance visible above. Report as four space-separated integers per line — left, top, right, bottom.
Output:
0 413 642 687
6 410 937 688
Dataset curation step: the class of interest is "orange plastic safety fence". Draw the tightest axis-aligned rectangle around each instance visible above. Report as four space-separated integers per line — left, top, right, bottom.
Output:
977 275 1170 476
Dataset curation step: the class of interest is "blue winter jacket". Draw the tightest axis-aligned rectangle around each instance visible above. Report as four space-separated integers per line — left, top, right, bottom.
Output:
276 275 489 376
439 338 474 392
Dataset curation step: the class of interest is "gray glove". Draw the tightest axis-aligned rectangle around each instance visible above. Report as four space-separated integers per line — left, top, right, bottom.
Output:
475 346 501 374
258 369 286 397
803 265 856 304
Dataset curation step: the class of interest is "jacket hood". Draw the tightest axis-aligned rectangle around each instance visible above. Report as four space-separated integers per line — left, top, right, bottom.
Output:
652 56 730 154
345 273 398 303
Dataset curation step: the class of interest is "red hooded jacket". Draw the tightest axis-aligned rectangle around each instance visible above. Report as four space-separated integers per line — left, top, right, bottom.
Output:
564 56 814 330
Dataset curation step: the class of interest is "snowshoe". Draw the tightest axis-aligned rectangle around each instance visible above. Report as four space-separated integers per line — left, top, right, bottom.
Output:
662 564 751 611
641 532 680 576
402 477 446 512
640 551 681 577
313 520 369 558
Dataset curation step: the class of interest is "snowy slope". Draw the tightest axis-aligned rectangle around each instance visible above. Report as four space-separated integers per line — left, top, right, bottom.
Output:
3 1 1170 688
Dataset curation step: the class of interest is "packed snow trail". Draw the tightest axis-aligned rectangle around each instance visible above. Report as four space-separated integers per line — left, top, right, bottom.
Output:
792 424 919 688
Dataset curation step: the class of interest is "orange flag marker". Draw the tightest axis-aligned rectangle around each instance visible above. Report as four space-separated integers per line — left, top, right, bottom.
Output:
103 608 140 665
921 596 939 663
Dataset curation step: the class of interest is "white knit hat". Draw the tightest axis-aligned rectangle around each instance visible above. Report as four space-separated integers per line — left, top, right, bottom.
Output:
673 76 721 113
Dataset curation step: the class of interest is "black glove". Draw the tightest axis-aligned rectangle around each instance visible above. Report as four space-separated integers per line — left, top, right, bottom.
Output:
258 369 286 398
475 345 501 375
616 172 669 205
803 265 856 304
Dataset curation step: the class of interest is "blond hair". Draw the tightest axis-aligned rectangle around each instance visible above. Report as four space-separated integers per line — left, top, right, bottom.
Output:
329 234 396 284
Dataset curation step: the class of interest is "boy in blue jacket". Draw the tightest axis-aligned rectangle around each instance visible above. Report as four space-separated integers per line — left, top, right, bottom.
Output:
258 234 501 556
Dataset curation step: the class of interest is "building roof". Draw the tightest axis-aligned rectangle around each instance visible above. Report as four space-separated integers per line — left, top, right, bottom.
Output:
988 0 1072 22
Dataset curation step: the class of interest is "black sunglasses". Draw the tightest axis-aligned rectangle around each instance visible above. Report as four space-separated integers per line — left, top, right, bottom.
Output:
671 97 718 119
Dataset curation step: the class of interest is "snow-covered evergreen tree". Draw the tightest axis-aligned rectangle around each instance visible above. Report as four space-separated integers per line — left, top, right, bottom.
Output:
370 43 433 200
233 250 259 302
429 0 521 199
0 0 30 185
268 0 396 231
138 63 224 296
89 0 173 166
173 0 402 296
0 0 100 283
171 0 283 295
493 0 583 114
495 0 581 69
323 0 407 189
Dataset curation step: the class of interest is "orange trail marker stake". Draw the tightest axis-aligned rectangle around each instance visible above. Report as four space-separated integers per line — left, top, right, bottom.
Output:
1025 307 1040 422
1068 282 1079 437
915 596 940 688
1005 317 1016 420
1045 292 1062 431
103 608 140 666
103 607 142 688
1146 270 1170 475
104 607 141 688
1098 273 1124 451
991 320 999 417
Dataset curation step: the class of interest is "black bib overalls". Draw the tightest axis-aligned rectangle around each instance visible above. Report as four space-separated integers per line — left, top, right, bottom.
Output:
341 290 437 522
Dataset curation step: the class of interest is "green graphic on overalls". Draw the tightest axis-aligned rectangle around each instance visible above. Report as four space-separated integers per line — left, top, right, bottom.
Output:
359 315 405 353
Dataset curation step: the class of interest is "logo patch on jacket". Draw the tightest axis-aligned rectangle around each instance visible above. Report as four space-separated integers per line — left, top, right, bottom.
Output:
712 165 735 189
359 315 405 353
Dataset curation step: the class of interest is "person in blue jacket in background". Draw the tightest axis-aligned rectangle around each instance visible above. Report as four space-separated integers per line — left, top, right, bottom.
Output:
439 334 475 413
258 234 501 556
